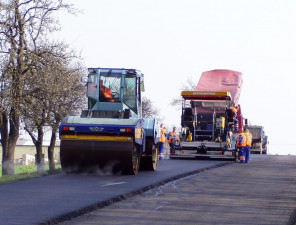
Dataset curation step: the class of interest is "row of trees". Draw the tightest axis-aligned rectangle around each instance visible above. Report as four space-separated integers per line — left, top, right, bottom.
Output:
0 0 162 176
0 0 85 175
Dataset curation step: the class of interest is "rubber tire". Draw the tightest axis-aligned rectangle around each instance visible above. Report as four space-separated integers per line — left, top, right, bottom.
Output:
122 144 141 175
140 138 158 171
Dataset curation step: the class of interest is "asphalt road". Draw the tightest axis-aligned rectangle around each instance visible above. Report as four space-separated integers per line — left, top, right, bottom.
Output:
0 159 229 225
59 155 296 225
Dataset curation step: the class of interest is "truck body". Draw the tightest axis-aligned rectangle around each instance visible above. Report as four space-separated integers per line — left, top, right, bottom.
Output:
245 125 268 154
59 68 160 175
171 69 244 160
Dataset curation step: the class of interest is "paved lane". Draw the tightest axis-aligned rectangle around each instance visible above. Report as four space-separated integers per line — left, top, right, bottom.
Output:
59 155 296 225
0 159 229 225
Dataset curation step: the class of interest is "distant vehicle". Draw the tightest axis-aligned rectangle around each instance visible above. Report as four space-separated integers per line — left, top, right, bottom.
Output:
245 125 268 154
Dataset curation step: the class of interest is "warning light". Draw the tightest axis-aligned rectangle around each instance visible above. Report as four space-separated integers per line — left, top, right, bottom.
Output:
120 128 133 133
63 126 69 131
62 126 75 131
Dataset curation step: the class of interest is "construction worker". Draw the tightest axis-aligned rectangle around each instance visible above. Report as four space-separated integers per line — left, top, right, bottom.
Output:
230 106 239 131
168 127 179 154
236 131 247 163
159 123 166 160
244 128 252 163
99 80 114 102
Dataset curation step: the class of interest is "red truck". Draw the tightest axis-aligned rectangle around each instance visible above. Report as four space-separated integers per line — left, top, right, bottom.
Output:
171 69 246 160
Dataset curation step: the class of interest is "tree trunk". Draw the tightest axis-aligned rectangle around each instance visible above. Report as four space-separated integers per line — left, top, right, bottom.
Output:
2 143 16 175
48 129 57 173
36 141 44 173
1 112 9 175
1 110 19 175
25 124 45 173
35 127 44 173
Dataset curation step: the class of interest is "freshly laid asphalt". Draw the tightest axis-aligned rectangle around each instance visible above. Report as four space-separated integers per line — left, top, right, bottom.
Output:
59 155 296 225
0 159 229 225
0 155 295 225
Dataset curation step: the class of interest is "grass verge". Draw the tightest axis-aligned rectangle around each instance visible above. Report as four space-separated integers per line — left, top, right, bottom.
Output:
0 165 62 184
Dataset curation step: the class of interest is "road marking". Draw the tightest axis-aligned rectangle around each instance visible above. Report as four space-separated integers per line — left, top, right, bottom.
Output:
102 182 126 187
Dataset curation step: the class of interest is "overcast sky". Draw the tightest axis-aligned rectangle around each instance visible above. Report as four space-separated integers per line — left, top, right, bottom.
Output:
56 0 296 155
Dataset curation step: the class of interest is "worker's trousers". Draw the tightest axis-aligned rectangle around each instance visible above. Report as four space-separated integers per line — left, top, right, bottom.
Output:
158 142 164 160
245 146 251 163
239 147 247 163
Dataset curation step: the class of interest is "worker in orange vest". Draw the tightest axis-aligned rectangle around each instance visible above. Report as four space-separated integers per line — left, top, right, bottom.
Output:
99 80 114 102
230 106 239 132
236 131 247 163
244 128 252 163
159 123 166 160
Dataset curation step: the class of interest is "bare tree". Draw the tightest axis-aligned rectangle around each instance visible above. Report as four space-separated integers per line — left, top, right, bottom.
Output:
21 42 86 173
0 0 76 175
46 62 86 173
170 77 197 109
142 96 161 120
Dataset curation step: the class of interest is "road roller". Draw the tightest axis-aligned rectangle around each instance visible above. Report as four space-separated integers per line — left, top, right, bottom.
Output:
59 68 160 175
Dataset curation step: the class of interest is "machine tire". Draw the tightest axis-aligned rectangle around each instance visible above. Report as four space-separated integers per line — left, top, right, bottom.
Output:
234 153 238 162
140 138 158 171
122 144 141 175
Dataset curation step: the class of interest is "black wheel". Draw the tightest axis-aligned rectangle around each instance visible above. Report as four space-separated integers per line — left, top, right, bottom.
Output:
140 138 158 171
122 144 141 175
232 149 238 162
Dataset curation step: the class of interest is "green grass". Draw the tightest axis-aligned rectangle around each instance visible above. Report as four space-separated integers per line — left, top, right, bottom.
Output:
0 165 62 184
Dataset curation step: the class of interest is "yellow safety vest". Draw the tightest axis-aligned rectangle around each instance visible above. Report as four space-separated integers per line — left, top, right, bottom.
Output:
160 128 166 142
245 133 252 146
236 133 247 147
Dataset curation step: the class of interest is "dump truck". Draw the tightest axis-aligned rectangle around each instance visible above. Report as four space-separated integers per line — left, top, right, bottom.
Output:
245 125 268 154
171 69 245 160
59 68 160 175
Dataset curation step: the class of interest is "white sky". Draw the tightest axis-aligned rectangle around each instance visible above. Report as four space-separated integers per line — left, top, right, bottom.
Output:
55 0 296 155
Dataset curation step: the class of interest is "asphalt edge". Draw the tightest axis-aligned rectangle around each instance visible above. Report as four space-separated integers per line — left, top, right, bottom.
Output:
287 208 296 225
39 162 231 225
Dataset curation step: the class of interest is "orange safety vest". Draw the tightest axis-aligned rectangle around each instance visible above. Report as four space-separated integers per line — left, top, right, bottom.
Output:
169 131 177 143
245 132 252 146
160 128 166 142
100 84 111 97
100 84 114 102
230 106 238 113
236 133 247 147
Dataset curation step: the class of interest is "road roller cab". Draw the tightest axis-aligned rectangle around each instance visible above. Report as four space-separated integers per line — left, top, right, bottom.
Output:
59 68 160 175
85 68 143 119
